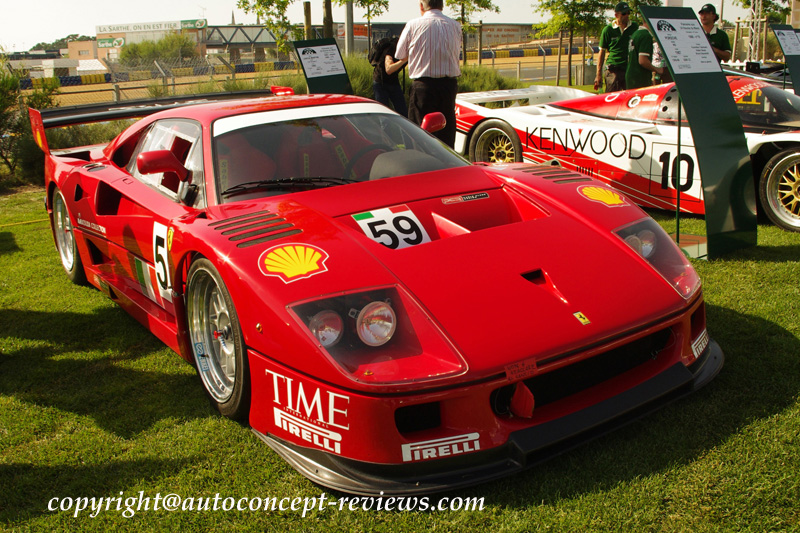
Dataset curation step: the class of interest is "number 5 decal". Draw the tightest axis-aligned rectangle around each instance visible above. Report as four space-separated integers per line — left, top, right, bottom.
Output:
152 222 173 302
353 205 431 249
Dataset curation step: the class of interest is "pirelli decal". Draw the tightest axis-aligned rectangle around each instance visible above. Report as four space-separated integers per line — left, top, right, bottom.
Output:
401 433 481 462
692 329 710 358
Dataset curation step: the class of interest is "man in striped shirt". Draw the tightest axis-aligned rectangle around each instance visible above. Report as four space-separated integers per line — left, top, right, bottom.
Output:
387 0 461 148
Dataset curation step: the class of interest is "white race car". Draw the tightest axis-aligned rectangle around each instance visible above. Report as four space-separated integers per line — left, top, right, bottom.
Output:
455 77 800 232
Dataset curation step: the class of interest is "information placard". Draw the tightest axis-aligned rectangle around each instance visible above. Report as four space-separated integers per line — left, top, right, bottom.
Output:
292 38 352 95
641 6 757 258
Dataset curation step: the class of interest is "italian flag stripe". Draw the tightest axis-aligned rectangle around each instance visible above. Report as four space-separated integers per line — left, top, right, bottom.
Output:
352 212 374 221
389 204 408 213
135 258 157 303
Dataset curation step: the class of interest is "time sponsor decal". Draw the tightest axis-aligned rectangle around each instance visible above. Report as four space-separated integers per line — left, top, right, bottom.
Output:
266 370 349 455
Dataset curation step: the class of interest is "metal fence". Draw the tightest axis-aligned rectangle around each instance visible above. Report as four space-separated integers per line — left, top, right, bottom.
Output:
20 47 598 108
20 55 302 107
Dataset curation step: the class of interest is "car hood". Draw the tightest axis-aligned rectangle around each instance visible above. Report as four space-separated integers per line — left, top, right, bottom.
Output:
189 164 692 387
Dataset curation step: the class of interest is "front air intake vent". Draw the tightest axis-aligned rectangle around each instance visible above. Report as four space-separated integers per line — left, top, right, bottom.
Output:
209 210 302 248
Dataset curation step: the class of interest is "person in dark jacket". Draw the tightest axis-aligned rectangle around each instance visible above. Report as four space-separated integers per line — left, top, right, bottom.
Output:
370 36 408 117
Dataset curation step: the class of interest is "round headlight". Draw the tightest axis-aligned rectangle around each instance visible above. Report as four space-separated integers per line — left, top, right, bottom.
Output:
309 310 343 348
356 301 396 347
625 234 643 254
625 230 657 259
638 229 656 258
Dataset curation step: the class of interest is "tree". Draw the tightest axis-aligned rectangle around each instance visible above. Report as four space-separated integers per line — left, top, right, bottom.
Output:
238 0 304 55
536 0 609 85
30 34 95 51
120 33 199 66
450 0 500 66
733 0 790 24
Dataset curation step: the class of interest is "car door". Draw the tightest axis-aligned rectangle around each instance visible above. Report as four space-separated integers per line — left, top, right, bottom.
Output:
93 118 205 317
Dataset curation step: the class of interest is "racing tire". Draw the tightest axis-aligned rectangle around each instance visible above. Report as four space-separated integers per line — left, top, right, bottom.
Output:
759 149 800 232
468 120 522 164
186 258 250 420
52 188 86 285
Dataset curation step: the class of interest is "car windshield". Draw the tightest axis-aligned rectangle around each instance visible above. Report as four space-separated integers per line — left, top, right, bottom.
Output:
734 84 800 129
212 107 469 202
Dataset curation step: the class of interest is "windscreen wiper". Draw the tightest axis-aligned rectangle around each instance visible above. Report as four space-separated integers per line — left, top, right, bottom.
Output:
221 177 359 198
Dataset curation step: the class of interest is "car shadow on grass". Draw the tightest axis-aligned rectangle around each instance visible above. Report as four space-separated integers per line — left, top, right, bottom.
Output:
0 307 214 440
0 231 21 256
460 303 800 505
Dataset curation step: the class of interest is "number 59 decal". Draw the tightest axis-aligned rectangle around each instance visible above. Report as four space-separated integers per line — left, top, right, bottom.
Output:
353 205 431 249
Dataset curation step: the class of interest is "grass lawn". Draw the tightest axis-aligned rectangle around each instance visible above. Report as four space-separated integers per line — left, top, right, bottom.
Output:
1 187 798 531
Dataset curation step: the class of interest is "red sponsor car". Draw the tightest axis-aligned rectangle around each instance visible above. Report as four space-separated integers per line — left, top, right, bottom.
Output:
31 89 722 495
455 77 800 232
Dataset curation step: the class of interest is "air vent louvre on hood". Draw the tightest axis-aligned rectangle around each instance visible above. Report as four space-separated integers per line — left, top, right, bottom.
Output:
209 210 302 248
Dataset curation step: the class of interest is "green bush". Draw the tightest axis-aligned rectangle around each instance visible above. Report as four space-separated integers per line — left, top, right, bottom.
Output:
1 75 60 185
458 65 524 93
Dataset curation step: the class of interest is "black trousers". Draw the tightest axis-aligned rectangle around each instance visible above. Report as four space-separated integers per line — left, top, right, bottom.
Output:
408 77 458 148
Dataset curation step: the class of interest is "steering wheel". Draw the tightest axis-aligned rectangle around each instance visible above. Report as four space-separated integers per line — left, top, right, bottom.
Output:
342 144 392 180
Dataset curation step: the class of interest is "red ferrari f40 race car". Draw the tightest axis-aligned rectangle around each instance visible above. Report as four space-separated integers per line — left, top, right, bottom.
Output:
31 88 723 494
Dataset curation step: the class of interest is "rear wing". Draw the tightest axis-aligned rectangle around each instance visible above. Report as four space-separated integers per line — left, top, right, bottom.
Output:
28 87 295 155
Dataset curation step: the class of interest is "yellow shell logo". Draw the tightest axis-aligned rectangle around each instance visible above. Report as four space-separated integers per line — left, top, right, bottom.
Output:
258 244 329 283
579 186 627 207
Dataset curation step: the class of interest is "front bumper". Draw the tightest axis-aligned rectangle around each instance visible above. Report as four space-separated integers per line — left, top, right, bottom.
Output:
252 338 723 496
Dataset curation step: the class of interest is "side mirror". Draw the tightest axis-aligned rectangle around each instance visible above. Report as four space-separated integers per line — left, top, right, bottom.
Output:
137 150 190 182
420 112 446 134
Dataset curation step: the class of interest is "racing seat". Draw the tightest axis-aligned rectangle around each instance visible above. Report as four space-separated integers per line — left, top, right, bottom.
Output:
274 120 375 180
216 133 276 192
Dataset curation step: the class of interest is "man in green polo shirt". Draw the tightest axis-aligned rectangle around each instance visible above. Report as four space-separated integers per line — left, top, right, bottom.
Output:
594 1 639 93
698 4 731 62
626 20 665 89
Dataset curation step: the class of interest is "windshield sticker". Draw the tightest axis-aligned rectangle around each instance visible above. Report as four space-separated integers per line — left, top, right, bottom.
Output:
258 243 329 283
579 185 628 207
442 192 490 205
353 205 431 249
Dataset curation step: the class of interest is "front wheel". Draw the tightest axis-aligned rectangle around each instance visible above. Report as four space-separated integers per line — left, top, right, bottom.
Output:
468 120 522 164
759 149 800 232
186 258 250 420
52 188 86 284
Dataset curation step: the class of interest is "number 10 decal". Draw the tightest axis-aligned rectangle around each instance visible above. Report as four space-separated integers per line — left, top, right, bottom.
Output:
659 152 694 191
651 143 700 202
353 205 431 249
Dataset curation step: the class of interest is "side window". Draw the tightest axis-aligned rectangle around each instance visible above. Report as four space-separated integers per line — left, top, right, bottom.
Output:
128 119 203 202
